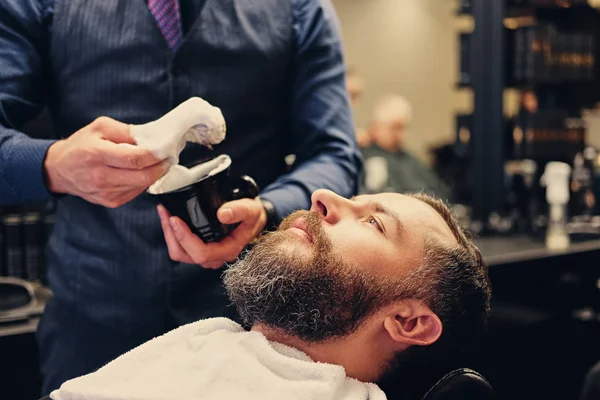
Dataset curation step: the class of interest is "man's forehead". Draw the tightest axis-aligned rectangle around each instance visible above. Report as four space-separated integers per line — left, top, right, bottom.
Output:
355 192 422 211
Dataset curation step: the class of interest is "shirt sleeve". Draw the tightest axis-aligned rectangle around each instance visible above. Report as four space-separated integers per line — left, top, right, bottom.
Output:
260 0 362 222
0 0 55 205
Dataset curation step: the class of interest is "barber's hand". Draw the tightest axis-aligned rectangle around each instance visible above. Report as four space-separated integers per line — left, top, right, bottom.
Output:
157 198 267 269
44 117 168 208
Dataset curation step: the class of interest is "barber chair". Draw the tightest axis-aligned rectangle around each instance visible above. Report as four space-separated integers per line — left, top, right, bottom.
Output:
419 368 496 400
380 367 496 400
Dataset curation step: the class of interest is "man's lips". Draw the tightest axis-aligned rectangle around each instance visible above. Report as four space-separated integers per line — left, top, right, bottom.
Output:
287 218 313 244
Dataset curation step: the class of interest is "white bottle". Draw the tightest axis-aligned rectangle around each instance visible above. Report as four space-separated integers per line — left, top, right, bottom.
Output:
540 162 572 250
364 156 389 193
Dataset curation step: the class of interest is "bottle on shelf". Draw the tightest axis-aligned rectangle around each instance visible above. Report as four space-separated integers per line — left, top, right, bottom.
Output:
541 161 572 250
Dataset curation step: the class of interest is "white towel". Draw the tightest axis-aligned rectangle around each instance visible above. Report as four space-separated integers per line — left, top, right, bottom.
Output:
50 318 386 400
130 97 227 193
130 97 226 166
146 154 231 194
364 157 389 192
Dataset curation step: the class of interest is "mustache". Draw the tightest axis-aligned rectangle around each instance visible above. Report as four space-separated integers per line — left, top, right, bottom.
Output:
278 210 329 251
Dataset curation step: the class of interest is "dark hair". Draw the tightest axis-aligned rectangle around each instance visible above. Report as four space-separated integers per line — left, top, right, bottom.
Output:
379 193 491 392
411 192 491 354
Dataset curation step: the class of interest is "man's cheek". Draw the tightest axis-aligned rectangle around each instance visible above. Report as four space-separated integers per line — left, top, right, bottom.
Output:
333 233 376 260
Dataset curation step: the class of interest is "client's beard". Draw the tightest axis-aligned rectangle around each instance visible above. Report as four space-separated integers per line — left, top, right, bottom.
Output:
224 210 396 342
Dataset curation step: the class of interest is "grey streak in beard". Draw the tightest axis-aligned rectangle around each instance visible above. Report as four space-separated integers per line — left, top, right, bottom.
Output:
223 210 396 342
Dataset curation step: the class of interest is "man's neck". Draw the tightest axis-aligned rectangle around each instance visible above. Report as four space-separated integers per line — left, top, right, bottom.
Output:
251 324 392 383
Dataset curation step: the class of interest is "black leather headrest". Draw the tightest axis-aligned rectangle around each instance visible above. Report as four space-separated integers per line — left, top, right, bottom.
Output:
421 368 496 400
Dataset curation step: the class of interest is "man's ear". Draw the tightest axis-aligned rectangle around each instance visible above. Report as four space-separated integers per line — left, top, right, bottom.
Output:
383 300 442 347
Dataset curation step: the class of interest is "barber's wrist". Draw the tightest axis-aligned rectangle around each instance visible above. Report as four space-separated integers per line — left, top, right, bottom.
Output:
43 140 68 196
259 198 280 231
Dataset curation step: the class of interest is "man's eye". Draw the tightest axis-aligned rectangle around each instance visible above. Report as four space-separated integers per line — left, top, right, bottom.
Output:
367 216 384 233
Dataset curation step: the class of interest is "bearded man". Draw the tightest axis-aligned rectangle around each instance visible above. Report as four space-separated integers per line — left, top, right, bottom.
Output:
48 190 491 400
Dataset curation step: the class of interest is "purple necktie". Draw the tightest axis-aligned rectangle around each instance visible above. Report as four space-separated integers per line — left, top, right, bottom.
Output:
148 0 183 51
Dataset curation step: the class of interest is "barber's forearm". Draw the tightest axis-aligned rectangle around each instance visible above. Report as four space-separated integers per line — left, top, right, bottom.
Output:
267 0 361 222
260 153 361 221
0 127 55 205
260 184 307 225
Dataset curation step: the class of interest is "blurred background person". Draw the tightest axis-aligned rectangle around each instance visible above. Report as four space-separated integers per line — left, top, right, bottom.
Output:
361 94 449 198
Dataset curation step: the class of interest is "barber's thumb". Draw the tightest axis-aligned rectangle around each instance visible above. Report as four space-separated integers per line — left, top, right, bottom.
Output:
217 200 252 224
217 206 237 224
96 117 136 145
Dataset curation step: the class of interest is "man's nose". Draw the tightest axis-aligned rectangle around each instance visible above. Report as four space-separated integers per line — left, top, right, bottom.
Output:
310 189 351 224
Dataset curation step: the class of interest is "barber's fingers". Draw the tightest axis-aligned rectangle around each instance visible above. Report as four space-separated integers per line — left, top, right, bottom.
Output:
201 211 264 262
96 139 164 170
157 205 194 264
166 213 220 265
169 215 245 265
84 163 166 198
197 199 265 262
93 188 147 209
106 161 169 188
158 205 227 268
160 198 265 266
203 261 225 270
115 188 150 207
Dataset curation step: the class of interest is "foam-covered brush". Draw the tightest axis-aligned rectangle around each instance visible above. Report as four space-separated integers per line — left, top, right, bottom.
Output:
130 97 226 166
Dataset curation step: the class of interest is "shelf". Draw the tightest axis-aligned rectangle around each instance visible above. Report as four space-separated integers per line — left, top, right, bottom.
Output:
509 80 597 88
506 6 538 19
508 2 598 15
477 235 600 266
455 0 600 225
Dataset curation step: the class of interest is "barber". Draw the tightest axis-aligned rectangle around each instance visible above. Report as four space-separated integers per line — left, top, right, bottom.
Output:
0 0 361 394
